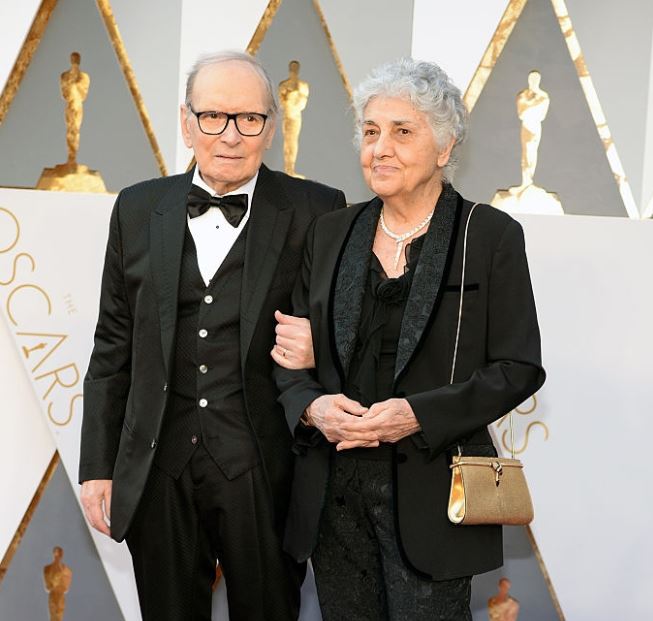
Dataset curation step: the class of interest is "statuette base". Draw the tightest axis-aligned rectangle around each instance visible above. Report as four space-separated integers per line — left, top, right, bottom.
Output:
36 163 107 193
492 183 563 215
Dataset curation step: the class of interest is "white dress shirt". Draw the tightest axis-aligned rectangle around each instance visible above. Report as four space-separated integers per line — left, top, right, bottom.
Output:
187 168 258 286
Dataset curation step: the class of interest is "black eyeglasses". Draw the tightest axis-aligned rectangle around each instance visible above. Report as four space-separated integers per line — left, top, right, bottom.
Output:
187 105 269 137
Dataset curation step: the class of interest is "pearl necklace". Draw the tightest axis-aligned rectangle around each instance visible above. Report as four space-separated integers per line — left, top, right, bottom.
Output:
379 207 434 269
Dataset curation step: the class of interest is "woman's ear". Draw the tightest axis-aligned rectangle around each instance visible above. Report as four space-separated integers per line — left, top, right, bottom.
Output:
437 136 456 168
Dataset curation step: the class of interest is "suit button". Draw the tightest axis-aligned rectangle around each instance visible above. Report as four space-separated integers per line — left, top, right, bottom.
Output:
204 295 213 304
199 398 208 408
150 439 157 449
396 452 407 464
163 383 168 392
198 329 208 338
199 364 208 374
191 435 198 445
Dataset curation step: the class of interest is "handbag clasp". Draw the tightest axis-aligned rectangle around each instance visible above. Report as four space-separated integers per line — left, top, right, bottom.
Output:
493 461 503 486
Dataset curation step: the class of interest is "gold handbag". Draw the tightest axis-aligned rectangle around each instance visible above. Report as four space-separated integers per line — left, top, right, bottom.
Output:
448 452 534 525
446 204 534 526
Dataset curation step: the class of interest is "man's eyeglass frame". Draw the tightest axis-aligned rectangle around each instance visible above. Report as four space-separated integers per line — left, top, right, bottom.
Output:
187 104 269 137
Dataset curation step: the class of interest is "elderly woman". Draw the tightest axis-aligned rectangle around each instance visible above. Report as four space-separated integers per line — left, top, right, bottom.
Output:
273 58 545 620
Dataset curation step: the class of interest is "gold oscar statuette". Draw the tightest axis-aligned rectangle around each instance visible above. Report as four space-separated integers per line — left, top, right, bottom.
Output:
492 71 563 215
36 52 107 192
278 60 309 178
487 577 520 621
43 546 72 621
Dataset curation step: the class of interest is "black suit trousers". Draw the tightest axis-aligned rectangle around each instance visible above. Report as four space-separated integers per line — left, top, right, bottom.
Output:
125 444 305 621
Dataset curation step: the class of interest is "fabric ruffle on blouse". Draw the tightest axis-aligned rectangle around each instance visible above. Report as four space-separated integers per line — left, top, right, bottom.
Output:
346 234 425 409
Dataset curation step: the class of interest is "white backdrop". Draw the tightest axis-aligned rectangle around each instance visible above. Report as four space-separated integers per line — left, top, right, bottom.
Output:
500 213 653 618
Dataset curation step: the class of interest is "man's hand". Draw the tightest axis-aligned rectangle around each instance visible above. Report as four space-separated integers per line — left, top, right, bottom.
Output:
335 398 421 451
305 394 378 447
271 310 315 370
80 479 112 537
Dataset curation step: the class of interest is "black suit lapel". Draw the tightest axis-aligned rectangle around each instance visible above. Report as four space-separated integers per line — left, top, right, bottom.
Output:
240 166 293 369
332 198 382 377
394 185 463 381
150 170 194 377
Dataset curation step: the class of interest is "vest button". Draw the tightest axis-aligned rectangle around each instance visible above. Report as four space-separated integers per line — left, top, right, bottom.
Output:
150 439 157 449
199 364 208 374
191 435 198 445
204 295 213 304
198 328 208 338
199 398 208 408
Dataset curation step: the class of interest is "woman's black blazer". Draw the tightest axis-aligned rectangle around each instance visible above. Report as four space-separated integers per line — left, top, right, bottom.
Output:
275 186 546 580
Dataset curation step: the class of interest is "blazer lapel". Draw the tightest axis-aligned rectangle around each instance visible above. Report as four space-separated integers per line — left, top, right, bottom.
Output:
240 166 293 368
394 185 463 380
332 198 381 378
150 170 194 377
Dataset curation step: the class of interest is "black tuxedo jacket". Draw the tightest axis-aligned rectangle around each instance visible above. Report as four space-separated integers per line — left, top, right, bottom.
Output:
275 187 546 580
79 164 345 542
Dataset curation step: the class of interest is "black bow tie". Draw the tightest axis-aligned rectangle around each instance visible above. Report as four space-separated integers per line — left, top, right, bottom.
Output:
187 185 248 227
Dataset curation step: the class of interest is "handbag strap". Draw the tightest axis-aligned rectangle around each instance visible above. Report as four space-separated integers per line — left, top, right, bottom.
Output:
450 203 516 460
449 203 478 386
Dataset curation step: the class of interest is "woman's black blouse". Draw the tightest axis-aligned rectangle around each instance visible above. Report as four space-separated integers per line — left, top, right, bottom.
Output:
341 235 425 460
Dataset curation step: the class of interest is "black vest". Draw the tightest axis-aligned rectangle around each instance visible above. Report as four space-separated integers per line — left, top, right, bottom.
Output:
154 224 259 479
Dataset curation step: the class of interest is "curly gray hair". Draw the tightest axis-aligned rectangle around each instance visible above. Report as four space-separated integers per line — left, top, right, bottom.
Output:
353 58 468 182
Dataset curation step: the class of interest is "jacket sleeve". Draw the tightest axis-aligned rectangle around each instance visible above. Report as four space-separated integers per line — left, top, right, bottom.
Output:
407 218 546 460
79 193 133 482
274 219 326 431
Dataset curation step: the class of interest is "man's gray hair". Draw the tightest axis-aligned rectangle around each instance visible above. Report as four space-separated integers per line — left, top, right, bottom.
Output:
185 51 279 116
353 58 468 182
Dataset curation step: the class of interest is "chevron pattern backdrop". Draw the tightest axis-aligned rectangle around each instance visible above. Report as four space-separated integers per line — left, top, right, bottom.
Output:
1 1 652 619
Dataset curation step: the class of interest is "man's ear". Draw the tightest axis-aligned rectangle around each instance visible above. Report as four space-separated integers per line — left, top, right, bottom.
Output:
265 118 276 149
180 105 193 148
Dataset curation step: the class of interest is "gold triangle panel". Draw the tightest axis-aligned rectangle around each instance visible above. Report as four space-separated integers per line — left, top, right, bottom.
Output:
0 0 58 126
253 0 369 201
464 0 527 113
189 0 357 190
96 0 167 176
0 0 164 191
311 0 352 101
0 451 59 586
0 452 125 619
462 0 637 218
247 0 282 55
469 524 564 619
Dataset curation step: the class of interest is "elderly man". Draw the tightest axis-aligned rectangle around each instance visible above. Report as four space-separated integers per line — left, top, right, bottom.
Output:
78 51 345 621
